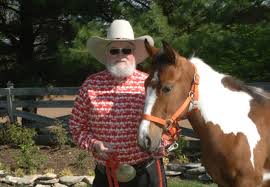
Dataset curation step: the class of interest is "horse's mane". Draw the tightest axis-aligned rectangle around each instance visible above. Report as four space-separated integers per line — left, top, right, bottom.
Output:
222 76 270 102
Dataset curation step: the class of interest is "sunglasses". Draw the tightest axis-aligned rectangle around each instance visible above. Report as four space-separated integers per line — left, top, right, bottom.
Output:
109 48 133 55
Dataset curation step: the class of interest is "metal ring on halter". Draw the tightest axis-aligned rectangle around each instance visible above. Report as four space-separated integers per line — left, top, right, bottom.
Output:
165 119 174 126
188 91 194 98
164 119 174 131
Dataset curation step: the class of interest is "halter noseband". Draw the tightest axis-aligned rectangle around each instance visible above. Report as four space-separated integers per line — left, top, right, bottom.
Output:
143 64 200 142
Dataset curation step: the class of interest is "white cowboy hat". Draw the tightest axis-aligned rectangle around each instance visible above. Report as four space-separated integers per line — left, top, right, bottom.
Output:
86 19 154 64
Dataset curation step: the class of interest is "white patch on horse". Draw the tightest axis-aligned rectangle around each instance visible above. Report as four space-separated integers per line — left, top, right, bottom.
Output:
190 57 261 169
263 171 270 181
138 72 158 140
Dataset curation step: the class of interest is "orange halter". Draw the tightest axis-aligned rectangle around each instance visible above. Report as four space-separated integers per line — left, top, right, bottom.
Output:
143 65 199 142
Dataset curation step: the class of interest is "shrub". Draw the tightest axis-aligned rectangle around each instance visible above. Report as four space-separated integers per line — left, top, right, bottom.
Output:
43 168 55 174
49 123 68 149
172 137 190 163
5 123 36 147
16 143 47 173
59 168 73 176
87 169 95 176
73 151 89 169
14 168 25 177
2 123 47 173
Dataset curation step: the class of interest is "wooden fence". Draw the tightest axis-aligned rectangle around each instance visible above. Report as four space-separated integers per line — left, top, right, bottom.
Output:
0 82 77 127
0 82 269 139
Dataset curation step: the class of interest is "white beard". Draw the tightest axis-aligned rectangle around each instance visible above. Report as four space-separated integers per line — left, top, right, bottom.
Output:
106 61 136 78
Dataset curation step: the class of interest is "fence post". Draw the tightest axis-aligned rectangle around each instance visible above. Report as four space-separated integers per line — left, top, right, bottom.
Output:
6 81 15 123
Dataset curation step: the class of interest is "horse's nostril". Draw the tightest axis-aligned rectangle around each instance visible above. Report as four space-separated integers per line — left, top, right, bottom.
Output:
144 136 151 150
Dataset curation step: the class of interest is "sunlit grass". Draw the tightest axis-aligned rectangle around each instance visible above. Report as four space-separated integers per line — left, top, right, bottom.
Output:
168 178 217 187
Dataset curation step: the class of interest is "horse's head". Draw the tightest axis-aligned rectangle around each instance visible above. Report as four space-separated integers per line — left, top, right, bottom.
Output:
138 40 196 152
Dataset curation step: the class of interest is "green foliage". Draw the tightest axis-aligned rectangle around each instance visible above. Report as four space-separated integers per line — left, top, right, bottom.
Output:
172 137 190 163
5 123 36 147
1 0 270 85
55 20 105 85
73 151 89 169
14 168 25 177
1 123 47 173
16 143 47 173
168 178 217 187
49 123 69 149
181 22 270 81
59 168 74 176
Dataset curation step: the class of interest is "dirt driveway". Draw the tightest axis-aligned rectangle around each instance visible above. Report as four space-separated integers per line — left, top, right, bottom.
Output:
37 95 75 118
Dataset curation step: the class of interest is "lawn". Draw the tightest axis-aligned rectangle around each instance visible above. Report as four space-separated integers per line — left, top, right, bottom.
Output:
168 178 217 187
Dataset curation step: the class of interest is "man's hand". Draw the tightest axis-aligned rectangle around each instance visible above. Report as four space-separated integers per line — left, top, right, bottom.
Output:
93 140 115 160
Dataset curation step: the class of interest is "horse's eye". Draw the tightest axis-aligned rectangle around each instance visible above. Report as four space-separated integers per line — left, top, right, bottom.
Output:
161 85 172 94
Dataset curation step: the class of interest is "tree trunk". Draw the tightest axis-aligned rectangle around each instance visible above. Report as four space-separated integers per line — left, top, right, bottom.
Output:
18 1 37 126
18 0 34 67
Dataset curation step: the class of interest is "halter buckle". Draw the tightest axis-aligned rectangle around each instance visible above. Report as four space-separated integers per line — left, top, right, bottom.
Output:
165 119 174 127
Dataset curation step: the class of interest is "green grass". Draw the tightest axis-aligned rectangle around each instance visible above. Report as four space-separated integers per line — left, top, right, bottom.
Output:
168 178 217 187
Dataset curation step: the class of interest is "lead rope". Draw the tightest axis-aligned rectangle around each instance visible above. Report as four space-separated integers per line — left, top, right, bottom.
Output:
106 153 119 187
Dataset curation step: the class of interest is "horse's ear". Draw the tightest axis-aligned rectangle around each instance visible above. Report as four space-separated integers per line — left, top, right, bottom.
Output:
144 39 159 58
162 40 175 64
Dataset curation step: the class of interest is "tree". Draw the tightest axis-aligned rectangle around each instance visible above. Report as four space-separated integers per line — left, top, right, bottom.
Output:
0 0 118 86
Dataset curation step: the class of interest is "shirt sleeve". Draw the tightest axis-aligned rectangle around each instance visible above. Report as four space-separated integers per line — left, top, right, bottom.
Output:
68 81 97 152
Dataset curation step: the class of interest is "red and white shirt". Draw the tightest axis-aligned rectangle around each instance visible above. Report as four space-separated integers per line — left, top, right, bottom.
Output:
69 69 155 165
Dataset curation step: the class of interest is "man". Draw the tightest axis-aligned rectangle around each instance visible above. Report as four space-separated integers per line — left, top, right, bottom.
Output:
69 19 167 187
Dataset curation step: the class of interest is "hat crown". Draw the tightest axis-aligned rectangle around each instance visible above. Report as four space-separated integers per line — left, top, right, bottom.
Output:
107 19 135 40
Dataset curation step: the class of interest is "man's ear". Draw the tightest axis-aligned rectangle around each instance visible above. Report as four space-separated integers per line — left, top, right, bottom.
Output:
144 39 159 58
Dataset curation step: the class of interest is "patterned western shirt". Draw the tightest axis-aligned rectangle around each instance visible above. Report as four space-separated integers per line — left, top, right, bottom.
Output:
69 69 154 165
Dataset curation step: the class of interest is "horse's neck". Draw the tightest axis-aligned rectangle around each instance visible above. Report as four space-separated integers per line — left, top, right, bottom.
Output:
187 110 208 137
188 57 225 138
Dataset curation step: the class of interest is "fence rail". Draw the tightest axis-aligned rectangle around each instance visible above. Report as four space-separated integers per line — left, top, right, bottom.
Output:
0 82 78 126
0 82 269 138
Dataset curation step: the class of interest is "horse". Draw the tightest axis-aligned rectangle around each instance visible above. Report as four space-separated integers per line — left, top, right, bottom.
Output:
137 40 270 187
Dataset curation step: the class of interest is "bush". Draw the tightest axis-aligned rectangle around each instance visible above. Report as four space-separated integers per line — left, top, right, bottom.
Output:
49 122 68 149
74 151 89 169
59 168 73 176
171 137 190 163
4 123 36 147
1 123 47 173
16 143 47 173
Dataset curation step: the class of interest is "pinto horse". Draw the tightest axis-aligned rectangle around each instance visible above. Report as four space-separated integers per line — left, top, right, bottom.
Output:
137 40 270 187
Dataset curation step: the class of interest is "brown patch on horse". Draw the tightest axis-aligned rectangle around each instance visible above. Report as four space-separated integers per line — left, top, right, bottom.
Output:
189 111 263 186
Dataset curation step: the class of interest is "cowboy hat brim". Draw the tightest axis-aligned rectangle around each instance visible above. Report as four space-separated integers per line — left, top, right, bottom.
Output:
86 35 154 64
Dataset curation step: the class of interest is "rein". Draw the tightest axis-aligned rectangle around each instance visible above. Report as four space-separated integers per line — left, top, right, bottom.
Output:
106 154 119 187
143 64 200 143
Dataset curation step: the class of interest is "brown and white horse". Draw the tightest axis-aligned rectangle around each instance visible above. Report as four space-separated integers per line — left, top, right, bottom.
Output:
137 40 270 187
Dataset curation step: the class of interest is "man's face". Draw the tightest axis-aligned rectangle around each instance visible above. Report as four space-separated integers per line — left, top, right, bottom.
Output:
105 41 136 78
